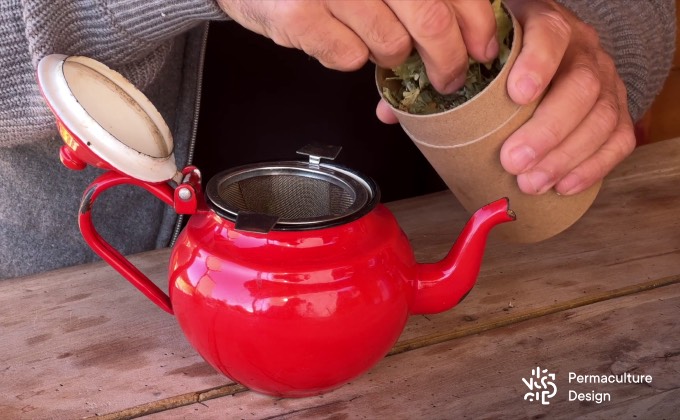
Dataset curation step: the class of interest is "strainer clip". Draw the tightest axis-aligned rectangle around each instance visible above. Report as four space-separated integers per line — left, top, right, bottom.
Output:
296 144 342 166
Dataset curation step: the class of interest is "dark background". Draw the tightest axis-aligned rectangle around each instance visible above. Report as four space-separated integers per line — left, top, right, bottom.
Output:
194 21 447 203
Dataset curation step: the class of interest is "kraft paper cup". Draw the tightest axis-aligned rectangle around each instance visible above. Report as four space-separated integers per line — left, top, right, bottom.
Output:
376 7 600 243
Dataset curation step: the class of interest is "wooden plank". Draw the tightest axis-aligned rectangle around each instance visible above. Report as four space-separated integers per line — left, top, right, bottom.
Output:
1 139 679 418
150 283 680 419
0 251 228 419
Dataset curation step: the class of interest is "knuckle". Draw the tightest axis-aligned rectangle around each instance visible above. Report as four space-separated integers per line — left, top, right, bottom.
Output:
274 2 306 27
570 63 601 99
554 148 578 167
539 9 572 42
594 131 635 178
536 119 563 148
412 1 454 39
267 27 293 48
313 43 368 71
340 48 370 70
615 129 636 156
372 32 412 62
266 3 311 47
561 62 601 111
592 98 621 134
579 23 599 45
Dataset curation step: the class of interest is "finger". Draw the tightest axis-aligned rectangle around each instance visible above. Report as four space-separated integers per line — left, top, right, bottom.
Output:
503 0 572 104
451 0 498 63
553 121 636 195
261 2 370 71
326 0 412 69
516 85 620 194
555 82 635 195
385 0 468 94
500 48 601 175
376 99 399 124
215 0 271 36
299 19 368 71
298 18 370 71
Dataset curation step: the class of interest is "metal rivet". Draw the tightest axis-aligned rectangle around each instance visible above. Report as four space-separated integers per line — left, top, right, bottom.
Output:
178 188 192 201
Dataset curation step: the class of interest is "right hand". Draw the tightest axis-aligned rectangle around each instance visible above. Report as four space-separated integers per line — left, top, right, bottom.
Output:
216 0 498 94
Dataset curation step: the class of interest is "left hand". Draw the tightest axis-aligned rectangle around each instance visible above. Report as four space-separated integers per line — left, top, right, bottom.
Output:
376 0 636 196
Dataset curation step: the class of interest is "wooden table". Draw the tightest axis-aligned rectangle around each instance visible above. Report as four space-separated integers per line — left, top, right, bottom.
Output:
2 139 680 419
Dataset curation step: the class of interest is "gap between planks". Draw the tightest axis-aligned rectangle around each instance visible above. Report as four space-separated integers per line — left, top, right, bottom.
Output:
93 272 680 420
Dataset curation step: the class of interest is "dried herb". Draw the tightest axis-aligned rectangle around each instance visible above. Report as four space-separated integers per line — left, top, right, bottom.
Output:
382 0 513 114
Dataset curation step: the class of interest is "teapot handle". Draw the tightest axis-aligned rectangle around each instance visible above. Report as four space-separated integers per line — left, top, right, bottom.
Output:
78 171 176 314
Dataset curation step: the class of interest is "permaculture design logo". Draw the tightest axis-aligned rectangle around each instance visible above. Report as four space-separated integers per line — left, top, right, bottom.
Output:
522 366 557 405
522 367 654 405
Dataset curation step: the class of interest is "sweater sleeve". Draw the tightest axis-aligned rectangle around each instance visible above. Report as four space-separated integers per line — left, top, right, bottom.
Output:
556 0 677 122
0 0 226 147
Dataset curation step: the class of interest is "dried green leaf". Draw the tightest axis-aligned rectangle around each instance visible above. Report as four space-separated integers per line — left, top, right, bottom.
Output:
381 87 400 108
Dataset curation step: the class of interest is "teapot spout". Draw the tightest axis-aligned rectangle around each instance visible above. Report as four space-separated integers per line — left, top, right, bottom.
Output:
410 198 515 315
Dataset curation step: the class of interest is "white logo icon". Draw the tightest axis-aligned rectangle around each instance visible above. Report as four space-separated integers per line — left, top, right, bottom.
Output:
523 367 557 405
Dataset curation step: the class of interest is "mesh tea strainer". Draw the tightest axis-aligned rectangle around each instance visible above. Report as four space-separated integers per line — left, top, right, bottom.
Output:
205 144 380 232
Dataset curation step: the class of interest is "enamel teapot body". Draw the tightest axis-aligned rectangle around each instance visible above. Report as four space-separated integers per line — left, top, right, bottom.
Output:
170 183 415 397
37 55 515 397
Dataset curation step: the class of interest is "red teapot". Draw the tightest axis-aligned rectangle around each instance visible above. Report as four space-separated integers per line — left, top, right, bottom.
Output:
37 55 515 397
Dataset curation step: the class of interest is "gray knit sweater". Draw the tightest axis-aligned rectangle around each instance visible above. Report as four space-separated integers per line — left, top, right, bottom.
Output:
0 1 676 279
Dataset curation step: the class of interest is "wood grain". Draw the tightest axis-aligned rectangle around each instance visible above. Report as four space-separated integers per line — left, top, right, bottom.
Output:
148 283 680 419
0 139 679 419
0 251 228 419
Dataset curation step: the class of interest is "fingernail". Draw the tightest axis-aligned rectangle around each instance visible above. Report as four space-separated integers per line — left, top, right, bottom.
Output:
524 170 553 194
509 145 536 173
557 173 582 195
443 73 466 94
515 74 539 103
486 37 499 61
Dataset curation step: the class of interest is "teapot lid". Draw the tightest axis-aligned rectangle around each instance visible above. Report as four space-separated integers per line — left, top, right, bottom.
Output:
37 54 178 183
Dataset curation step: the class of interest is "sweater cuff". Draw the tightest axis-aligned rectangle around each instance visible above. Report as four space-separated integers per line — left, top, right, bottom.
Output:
106 0 228 44
22 0 227 87
22 0 227 65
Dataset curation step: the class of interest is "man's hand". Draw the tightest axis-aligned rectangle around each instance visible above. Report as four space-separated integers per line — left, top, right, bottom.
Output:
498 0 635 195
219 0 635 196
377 0 636 196
216 0 498 94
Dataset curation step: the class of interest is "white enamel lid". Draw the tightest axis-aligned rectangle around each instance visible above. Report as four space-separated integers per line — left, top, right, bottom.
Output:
37 54 178 182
